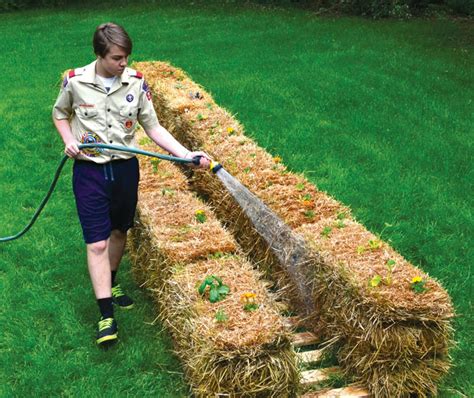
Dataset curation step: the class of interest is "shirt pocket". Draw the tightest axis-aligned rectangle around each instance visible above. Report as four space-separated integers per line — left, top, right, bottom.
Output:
119 106 138 133
119 106 138 120
76 107 98 119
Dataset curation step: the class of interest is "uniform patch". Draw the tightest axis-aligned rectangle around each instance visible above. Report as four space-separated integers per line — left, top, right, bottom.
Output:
62 76 68 88
80 132 104 157
146 91 152 101
142 80 149 93
125 120 133 129
126 94 134 102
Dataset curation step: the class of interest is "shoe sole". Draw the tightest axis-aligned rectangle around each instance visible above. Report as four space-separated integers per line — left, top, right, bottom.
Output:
113 302 134 310
97 333 118 345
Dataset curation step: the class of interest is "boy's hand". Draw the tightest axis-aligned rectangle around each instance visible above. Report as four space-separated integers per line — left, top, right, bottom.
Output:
186 151 211 169
65 141 81 158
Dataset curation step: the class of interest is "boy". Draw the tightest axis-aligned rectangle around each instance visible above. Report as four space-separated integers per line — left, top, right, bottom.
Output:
52 22 210 346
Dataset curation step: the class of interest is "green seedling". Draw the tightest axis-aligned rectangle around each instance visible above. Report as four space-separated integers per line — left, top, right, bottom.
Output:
215 308 228 322
321 226 332 238
368 239 382 250
150 158 161 173
198 275 230 303
411 277 428 294
385 259 396 285
195 210 207 223
138 137 152 146
337 212 347 220
369 275 382 287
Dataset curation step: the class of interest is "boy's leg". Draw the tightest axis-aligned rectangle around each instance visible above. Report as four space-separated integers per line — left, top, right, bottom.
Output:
108 228 134 309
87 239 112 299
109 229 127 272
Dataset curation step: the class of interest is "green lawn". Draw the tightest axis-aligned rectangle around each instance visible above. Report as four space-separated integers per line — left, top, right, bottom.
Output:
0 2 472 396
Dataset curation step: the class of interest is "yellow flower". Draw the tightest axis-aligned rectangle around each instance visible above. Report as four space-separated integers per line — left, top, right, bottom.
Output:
227 127 235 134
411 276 423 284
240 292 257 304
195 210 205 216
273 156 282 163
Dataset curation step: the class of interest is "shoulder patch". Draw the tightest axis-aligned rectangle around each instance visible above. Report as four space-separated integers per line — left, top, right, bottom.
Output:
62 67 83 88
131 71 143 79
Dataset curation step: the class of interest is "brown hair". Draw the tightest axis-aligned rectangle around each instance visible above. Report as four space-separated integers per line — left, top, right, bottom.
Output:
93 23 132 57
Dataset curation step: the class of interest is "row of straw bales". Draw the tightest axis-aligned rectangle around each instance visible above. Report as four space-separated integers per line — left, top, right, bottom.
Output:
133 61 455 397
128 129 299 397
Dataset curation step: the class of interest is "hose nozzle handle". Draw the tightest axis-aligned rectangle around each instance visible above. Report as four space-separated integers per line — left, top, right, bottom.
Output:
192 155 202 166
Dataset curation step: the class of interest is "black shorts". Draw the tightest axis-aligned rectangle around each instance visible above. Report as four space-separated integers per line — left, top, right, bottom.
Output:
72 157 140 244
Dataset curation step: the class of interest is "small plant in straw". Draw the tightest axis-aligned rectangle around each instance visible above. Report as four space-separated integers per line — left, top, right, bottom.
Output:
150 158 161 173
215 308 229 323
273 155 282 163
198 275 230 303
385 259 396 285
321 226 332 238
240 292 259 311
369 260 397 288
411 276 428 294
195 209 207 223
368 239 383 250
369 275 382 288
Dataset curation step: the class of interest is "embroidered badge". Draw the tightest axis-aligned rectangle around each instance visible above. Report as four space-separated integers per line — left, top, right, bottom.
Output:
146 91 152 101
80 132 104 157
126 94 134 102
125 120 133 129
62 76 68 88
142 80 149 93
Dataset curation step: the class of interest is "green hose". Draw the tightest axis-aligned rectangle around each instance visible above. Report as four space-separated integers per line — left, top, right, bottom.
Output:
0 143 198 243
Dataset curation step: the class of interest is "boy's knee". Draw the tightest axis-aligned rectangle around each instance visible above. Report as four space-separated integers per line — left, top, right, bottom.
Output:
111 229 127 240
87 239 108 255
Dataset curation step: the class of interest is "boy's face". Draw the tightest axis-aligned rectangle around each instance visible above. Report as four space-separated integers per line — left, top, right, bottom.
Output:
97 45 129 77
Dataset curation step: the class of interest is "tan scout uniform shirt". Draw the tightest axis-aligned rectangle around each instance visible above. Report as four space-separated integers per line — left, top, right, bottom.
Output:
53 61 160 163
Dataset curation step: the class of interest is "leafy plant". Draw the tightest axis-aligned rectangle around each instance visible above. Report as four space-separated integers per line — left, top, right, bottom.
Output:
150 158 161 173
321 226 332 238
335 220 345 229
368 239 382 250
296 182 305 191
215 308 228 323
240 292 259 311
411 276 428 294
304 210 315 219
369 275 382 287
385 259 396 285
198 275 230 303
195 210 207 223
337 212 347 220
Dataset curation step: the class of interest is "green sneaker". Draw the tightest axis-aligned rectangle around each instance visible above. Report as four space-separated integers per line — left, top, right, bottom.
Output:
96 317 118 346
112 284 134 309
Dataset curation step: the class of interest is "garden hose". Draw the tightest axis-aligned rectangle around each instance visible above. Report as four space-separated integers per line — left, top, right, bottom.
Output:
0 143 211 243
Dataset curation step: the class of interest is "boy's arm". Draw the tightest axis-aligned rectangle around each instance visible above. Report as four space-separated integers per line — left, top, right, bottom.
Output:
53 118 80 158
144 125 211 168
52 76 80 158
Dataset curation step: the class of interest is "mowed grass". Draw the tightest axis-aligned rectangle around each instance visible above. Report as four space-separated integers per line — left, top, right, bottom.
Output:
0 2 472 396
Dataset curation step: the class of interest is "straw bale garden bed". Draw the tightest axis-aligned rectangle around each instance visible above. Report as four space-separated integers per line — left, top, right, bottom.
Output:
128 61 455 397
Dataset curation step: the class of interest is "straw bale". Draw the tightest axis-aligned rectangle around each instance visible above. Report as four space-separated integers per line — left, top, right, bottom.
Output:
128 130 299 396
132 61 455 397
